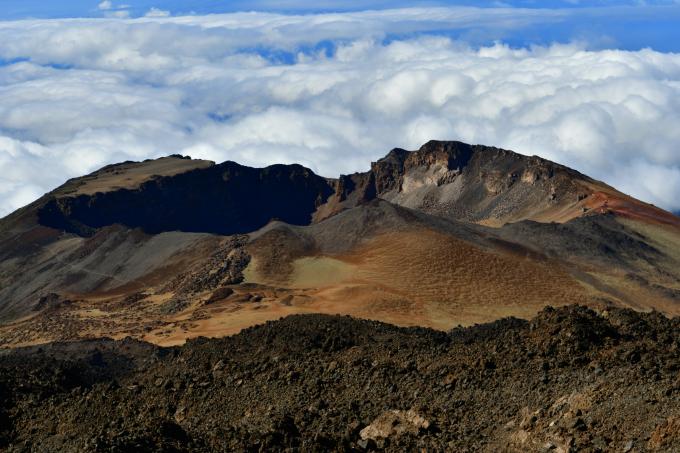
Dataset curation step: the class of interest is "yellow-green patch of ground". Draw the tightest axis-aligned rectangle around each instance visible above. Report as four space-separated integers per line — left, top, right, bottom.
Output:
288 257 355 288
244 256 355 289
242 257 264 284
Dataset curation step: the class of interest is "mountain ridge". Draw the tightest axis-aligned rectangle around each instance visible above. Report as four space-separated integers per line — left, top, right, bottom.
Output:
18 140 679 238
0 140 679 347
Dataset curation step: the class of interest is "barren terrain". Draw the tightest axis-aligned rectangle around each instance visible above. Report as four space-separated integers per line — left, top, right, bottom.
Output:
0 306 678 452
0 141 679 347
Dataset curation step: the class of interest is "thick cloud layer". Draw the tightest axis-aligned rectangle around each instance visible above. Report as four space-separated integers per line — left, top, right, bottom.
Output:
1 8 680 216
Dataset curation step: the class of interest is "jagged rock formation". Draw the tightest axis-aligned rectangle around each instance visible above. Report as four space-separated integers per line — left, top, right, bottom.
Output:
0 140 679 345
343 140 678 227
372 141 585 226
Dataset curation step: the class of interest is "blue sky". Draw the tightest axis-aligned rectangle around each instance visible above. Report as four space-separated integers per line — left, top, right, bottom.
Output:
2 1 680 52
3 0 680 15
2 0 680 18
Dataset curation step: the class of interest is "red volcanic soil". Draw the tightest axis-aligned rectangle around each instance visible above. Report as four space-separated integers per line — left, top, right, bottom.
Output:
586 190 680 229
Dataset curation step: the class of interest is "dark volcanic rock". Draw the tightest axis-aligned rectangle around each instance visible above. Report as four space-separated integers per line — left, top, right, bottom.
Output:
0 305 678 452
38 162 335 236
371 147 410 194
33 293 72 312
369 141 474 194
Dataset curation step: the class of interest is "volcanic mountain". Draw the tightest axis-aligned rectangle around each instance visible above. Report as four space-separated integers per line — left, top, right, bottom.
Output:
1 140 679 346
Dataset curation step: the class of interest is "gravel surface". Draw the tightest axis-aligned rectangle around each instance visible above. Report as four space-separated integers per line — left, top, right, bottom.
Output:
0 305 678 452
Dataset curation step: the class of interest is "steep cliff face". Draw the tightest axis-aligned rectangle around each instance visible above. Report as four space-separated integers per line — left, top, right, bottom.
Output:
312 172 377 222
370 148 410 194
367 142 474 195
38 161 335 236
313 140 593 225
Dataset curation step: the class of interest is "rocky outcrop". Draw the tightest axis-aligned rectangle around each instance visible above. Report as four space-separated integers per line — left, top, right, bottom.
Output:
38 162 335 236
325 140 597 226
164 235 251 295
312 172 377 222
360 409 431 447
370 148 410 194
366 141 474 196
371 141 591 225
0 306 678 451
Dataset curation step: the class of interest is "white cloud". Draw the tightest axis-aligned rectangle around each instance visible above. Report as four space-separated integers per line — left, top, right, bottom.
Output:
105 10 131 19
97 1 131 18
0 8 679 217
145 8 171 18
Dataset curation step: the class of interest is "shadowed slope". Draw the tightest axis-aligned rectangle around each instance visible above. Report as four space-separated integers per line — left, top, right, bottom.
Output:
38 160 334 236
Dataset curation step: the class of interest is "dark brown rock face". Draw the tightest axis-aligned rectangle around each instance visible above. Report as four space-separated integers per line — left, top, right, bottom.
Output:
316 140 592 224
368 141 474 195
38 162 335 236
367 140 590 225
403 140 474 173
370 148 410 194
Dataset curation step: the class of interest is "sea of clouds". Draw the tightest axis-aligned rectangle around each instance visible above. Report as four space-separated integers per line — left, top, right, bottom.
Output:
1 7 680 217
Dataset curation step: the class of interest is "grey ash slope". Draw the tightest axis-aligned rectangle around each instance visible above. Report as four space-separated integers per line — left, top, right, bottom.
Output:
250 199 488 255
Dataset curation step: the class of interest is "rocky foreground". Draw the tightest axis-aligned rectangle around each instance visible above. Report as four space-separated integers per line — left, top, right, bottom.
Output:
0 305 678 452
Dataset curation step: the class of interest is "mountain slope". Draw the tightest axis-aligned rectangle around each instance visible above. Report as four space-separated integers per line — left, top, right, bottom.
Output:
0 140 679 346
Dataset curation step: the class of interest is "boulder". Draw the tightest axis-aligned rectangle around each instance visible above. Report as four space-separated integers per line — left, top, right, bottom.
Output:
360 409 430 442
